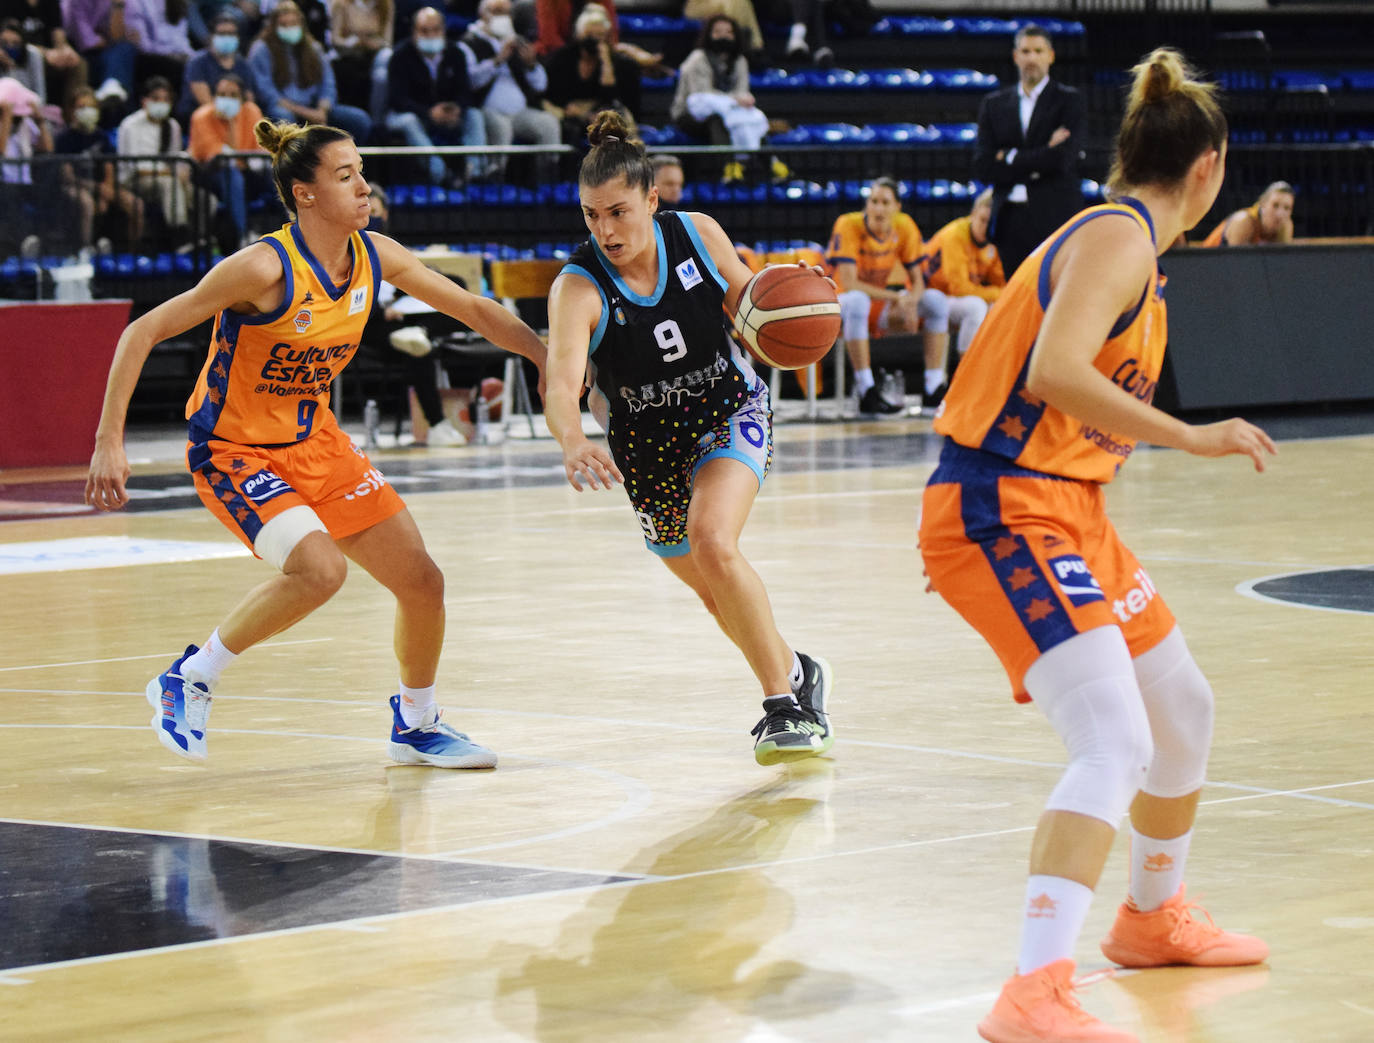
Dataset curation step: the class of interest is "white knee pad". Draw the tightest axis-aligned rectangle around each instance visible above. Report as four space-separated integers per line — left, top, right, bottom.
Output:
838 289 870 340
917 287 950 333
1133 626 1214 797
254 504 329 571
1026 627 1154 827
949 295 989 355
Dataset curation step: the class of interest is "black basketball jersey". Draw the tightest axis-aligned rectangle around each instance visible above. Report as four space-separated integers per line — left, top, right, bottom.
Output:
563 211 762 460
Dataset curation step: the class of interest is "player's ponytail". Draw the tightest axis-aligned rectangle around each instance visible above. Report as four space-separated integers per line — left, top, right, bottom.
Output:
1109 48 1226 194
255 117 353 218
579 109 654 194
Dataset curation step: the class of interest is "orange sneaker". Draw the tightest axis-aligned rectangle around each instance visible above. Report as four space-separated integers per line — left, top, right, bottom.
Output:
1100 887 1269 968
977 958 1138 1043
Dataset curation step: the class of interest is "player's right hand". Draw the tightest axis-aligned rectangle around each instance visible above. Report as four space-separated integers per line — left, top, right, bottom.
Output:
562 438 623 491
1185 418 1278 472
86 442 131 510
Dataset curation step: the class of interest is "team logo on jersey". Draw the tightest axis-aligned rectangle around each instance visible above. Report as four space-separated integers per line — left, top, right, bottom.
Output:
675 257 703 290
613 305 626 326
241 468 291 505
293 308 312 332
1048 554 1105 606
348 286 368 315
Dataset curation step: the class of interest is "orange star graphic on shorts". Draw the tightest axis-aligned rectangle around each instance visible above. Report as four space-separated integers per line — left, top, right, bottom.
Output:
997 414 1028 441
207 386 222 405
1144 853 1174 872
1028 893 1058 918
993 535 1020 560
1025 597 1056 623
235 507 249 522
1017 386 1043 406
1008 565 1037 591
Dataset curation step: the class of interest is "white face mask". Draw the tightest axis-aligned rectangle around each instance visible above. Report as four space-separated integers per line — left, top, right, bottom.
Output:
74 105 100 131
146 100 171 121
214 95 241 119
486 14 514 40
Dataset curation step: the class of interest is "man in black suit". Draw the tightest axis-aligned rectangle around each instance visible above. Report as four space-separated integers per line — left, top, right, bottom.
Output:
973 25 1084 276
384 6 486 186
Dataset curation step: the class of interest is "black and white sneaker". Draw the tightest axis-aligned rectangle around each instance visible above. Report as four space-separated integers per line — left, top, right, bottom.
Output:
922 381 948 413
750 652 834 765
857 384 902 416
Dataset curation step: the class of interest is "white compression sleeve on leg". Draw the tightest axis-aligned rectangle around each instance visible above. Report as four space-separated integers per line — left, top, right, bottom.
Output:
1132 626 1214 798
253 505 329 571
1024 626 1154 828
838 288 870 341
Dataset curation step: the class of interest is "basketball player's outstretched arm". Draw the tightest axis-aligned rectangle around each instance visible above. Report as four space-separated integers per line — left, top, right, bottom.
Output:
1026 215 1277 471
86 244 287 511
372 235 548 387
544 272 623 491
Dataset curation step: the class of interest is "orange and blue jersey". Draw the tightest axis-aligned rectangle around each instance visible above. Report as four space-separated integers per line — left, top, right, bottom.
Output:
826 210 923 288
186 222 380 447
934 197 1167 484
923 215 1005 303
1200 203 1258 247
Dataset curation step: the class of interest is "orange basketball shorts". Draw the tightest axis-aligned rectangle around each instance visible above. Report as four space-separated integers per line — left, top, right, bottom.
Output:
188 419 405 555
919 439 1175 701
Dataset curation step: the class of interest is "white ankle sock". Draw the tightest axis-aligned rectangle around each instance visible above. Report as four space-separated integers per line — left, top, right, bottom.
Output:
854 367 875 394
1017 875 1095 975
181 629 236 686
788 23 806 49
1129 827 1191 911
789 653 804 692
398 682 436 728
924 368 946 395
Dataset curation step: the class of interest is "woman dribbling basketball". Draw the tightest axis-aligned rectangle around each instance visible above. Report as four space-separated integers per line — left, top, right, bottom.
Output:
543 109 833 767
920 49 1276 1041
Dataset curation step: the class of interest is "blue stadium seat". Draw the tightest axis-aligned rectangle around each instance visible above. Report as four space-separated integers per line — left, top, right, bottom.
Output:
1272 69 1345 90
928 123 979 144
619 13 698 35
1344 70 1374 91
769 181 842 203
927 69 999 91
750 68 809 90
856 68 934 90
871 16 956 37
639 124 691 147
871 123 942 144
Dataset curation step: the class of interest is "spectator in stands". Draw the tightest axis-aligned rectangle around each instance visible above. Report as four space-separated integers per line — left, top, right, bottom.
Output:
669 13 784 183
782 0 832 69
463 0 559 183
65 0 139 95
682 0 765 69
973 23 1083 276
117 73 194 245
543 3 641 148
0 0 87 109
385 5 485 186
0 16 48 104
827 176 951 414
179 10 262 125
330 0 391 110
1201 180 1295 246
0 79 56 251
188 71 267 251
249 1 371 142
281 0 330 50
56 83 145 248
185 0 255 47
125 0 194 87
922 187 1005 360
650 151 682 205
533 0 615 57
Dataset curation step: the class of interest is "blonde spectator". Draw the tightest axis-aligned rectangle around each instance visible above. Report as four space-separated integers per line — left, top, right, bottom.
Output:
1200 180 1294 246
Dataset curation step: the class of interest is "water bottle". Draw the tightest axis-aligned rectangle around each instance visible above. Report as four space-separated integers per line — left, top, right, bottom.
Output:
363 398 380 448
474 394 491 444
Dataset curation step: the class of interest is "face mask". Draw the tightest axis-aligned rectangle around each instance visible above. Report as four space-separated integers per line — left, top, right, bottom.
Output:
417 35 444 55
145 101 171 121
212 33 239 55
214 96 241 119
707 36 737 54
74 105 100 131
276 25 303 45
486 14 514 40
3 44 22 62
578 37 600 56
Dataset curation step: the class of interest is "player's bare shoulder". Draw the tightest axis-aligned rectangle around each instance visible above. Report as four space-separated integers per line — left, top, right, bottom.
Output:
214 239 290 316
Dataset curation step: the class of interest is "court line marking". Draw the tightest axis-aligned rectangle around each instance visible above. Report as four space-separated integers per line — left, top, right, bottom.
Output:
1236 566 1374 616
1 713 1371 811
0 637 332 673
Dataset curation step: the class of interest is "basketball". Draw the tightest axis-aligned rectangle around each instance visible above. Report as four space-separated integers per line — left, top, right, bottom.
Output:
733 265 842 370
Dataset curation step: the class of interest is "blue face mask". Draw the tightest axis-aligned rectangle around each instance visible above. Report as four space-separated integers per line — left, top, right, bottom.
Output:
212 33 239 55
276 25 303 45
417 35 444 56
214 96 242 119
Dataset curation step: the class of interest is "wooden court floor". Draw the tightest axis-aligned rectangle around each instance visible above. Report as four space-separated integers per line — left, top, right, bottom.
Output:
1 415 1371 1042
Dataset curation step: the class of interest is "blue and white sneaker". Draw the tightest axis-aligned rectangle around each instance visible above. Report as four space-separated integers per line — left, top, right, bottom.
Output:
145 644 212 762
388 695 497 768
